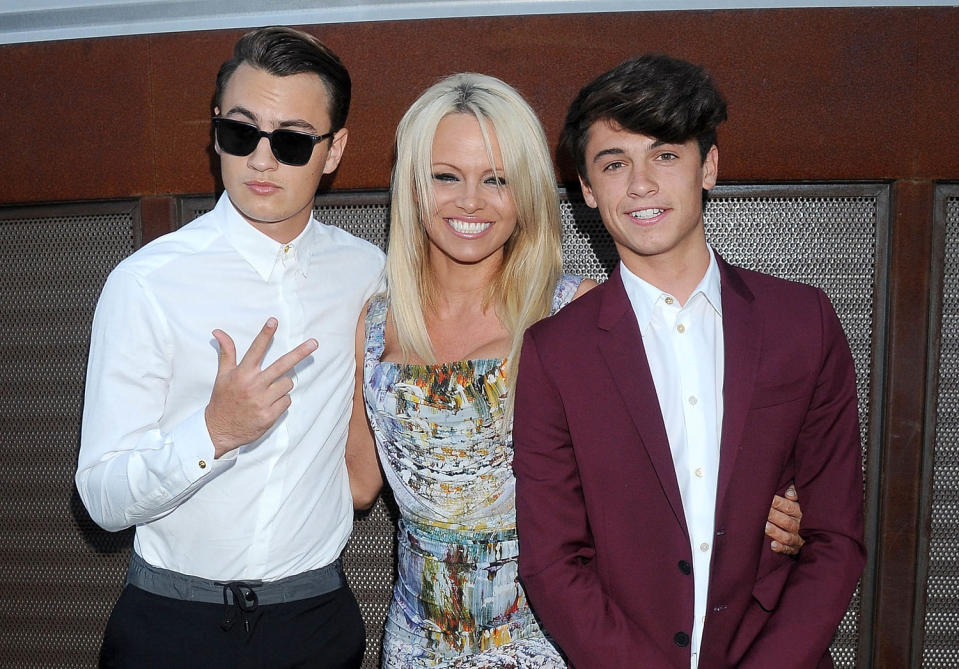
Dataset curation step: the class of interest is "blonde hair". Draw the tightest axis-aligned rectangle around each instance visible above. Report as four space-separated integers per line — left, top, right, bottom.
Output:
387 73 563 418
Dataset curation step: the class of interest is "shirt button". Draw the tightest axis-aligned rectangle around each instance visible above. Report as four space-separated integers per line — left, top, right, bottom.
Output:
678 560 692 574
688 396 698 406
664 296 674 305
674 631 690 647
198 460 207 469
700 542 710 552
677 324 686 334
695 467 704 478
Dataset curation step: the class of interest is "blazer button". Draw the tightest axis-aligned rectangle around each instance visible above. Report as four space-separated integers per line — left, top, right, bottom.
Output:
674 631 690 647
678 560 692 575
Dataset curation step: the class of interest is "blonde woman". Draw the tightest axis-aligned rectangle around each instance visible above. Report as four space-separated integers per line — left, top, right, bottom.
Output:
344 73 803 667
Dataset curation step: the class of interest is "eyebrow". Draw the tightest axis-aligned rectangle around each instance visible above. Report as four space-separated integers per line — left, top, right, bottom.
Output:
223 105 319 133
430 161 506 173
590 139 671 164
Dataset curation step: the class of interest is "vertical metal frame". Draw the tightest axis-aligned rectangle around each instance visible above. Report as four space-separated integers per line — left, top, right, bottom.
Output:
914 183 959 667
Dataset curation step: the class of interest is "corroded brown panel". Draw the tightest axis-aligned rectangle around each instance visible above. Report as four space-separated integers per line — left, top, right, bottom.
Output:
916 9 959 179
0 36 155 203
2 8 958 204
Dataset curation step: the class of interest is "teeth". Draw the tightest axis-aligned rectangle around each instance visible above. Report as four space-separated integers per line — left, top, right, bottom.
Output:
630 209 664 220
447 218 492 234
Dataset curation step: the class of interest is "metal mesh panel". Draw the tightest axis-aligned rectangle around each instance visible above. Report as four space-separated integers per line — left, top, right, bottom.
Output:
0 203 137 668
922 191 959 667
561 186 881 667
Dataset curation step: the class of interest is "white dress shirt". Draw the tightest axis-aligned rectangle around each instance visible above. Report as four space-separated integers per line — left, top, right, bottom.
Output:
77 194 384 581
620 250 724 669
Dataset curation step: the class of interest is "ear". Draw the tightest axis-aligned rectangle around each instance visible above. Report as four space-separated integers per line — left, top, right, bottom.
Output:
579 174 598 209
212 107 221 156
701 144 719 191
322 127 349 175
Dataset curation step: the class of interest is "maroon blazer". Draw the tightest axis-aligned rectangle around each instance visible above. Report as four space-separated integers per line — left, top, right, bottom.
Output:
513 259 866 668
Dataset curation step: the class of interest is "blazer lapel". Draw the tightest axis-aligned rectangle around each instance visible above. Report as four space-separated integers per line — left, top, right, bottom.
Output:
716 257 763 513
596 266 689 535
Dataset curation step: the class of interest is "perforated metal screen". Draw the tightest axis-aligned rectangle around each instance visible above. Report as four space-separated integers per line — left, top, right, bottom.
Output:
0 186 882 668
0 202 138 668
922 189 959 667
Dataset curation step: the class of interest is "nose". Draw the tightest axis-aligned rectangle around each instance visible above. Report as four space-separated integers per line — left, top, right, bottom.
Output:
628 166 657 198
247 136 278 171
456 181 484 213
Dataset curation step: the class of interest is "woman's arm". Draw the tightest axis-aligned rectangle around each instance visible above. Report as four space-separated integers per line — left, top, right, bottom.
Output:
345 301 383 509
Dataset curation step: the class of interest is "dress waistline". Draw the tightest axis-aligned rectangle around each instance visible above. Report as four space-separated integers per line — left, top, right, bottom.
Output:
399 518 519 564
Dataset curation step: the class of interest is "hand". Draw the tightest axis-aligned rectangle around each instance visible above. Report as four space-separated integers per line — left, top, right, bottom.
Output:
766 483 805 556
205 318 317 458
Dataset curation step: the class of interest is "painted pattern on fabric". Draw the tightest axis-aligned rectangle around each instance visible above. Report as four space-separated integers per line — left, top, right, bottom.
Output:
363 275 582 668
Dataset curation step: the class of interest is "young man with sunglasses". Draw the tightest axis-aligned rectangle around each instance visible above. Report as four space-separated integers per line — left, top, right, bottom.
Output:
512 54 865 667
76 27 383 668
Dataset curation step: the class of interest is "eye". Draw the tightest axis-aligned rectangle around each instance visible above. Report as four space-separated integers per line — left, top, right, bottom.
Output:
484 175 508 186
602 160 626 172
432 172 458 183
656 152 679 161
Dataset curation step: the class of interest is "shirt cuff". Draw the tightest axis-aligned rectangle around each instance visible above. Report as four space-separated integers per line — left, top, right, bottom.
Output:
171 408 236 482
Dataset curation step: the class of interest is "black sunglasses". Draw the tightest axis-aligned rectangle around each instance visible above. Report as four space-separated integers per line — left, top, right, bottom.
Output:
212 117 334 166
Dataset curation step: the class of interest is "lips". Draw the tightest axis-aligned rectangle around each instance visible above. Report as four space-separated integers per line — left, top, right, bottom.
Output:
245 181 281 195
445 217 493 235
629 208 665 220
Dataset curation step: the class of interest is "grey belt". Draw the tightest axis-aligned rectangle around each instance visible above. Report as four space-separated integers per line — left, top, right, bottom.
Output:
125 550 347 606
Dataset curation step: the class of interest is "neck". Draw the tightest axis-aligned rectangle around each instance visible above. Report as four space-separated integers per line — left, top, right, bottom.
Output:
624 245 711 306
426 247 502 317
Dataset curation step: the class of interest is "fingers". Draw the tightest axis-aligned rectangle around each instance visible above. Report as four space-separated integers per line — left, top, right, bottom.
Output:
233 318 317 381
770 493 802 521
768 505 800 533
766 522 805 548
211 329 237 371
263 337 319 382
238 317 279 369
766 519 804 553
767 487 805 556
769 539 801 556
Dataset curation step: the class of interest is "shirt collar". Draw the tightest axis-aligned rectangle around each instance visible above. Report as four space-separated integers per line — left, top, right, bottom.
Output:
620 246 724 332
217 194 316 281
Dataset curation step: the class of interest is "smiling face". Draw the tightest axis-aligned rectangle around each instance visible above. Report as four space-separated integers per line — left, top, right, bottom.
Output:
424 113 518 269
215 63 348 243
580 120 718 282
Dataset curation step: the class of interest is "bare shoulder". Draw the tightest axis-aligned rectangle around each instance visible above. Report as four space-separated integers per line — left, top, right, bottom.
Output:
572 278 600 299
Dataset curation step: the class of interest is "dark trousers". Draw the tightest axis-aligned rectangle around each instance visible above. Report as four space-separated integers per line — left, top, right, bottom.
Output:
99 583 365 669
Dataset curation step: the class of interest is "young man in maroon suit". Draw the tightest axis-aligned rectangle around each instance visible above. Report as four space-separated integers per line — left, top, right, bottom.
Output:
512 54 865 668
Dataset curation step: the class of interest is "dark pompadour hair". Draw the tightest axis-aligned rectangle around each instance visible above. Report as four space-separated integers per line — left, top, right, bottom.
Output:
214 26 351 131
562 54 727 183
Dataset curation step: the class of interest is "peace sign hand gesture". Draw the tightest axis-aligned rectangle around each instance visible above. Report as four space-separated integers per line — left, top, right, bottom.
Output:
204 317 318 458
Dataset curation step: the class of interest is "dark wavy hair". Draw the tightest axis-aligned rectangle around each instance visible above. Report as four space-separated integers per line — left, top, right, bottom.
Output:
214 26 351 131
562 54 727 184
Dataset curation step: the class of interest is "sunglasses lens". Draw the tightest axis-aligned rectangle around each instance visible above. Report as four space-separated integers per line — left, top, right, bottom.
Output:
214 118 320 166
216 119 259 157
270 130 314 166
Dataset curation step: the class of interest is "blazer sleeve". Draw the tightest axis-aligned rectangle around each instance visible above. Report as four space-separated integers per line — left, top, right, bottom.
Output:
513 329 674 667
738 290 866 667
